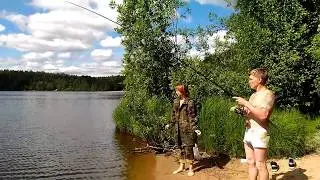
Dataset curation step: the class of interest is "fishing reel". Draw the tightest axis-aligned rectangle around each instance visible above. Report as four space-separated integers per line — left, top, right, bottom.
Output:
230 105 246 116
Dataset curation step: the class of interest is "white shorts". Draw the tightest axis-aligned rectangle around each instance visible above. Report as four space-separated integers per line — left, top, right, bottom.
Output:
243 128 270 148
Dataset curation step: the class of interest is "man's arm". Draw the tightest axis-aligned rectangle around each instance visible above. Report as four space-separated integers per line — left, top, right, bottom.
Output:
234 91 275 122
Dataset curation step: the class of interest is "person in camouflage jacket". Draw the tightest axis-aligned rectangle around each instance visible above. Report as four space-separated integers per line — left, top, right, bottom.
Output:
166 84 200 176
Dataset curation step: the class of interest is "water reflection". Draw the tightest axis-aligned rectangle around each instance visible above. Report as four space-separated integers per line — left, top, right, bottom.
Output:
113 130 156 180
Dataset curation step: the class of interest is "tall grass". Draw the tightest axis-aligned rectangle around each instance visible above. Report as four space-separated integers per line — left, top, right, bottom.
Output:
114 95 320 158
305 116 320 154
198 97 245 157
198 97 319 158
268 110 308 157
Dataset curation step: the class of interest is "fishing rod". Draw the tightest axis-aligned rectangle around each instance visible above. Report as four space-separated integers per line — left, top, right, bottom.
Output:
65 1 121 26
64 2 295 157
65 1 236 97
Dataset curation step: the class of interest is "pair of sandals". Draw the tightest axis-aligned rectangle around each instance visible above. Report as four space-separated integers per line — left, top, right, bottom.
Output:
271 158 296 172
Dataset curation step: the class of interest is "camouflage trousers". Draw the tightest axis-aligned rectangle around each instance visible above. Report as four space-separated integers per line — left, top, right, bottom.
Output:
176 129 197 165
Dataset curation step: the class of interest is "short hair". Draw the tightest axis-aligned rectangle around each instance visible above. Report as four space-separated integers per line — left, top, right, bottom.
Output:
175 84 189 98
250 68 268 85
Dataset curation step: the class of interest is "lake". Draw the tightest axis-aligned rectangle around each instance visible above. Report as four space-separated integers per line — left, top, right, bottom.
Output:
0 91 155 180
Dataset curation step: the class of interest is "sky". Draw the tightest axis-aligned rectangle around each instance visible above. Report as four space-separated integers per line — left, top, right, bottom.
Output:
0 0 233 77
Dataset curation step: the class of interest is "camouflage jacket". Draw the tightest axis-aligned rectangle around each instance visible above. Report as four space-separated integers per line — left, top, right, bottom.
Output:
170 98 198 133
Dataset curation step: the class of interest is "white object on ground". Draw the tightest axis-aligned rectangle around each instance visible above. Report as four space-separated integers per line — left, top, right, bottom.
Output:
240 159 248 163
193 144 202 160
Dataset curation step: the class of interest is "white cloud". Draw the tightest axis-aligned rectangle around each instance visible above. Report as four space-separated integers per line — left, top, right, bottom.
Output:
187 30 234 58
0 24 5 32
100 36 122 48
91 49 113 61
57 52 71 59
0 57 123 77
170 34 188 45
2 12 28 31
0 0 125 76
29 0 77 10
43 63 58 70
26 61 40 68
30 0 122 11
0 57 19 67
28 10 109 41
59 65 81 73
187 48 205 59
22 51 54 60
0 0 121 52
102 61 120 67
194 0 236 7
207 30 228 44
55 60 65 67
0 33 90 52
59 61 123 76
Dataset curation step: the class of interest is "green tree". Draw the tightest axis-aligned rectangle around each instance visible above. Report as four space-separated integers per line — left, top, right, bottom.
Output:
0 70 124 91
116 0 184 100
226 0 320 114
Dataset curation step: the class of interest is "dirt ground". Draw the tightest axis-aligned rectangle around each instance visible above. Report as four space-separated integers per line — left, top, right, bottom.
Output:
126 153 320 180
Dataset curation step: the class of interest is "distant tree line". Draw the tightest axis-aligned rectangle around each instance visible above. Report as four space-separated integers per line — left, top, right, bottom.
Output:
0 70 124 91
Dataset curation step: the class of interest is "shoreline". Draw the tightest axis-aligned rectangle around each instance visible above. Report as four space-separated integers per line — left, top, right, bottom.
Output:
126 152 320 180
115 129 320 179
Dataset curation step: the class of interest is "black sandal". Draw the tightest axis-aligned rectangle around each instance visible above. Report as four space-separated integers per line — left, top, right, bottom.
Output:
270 161 279 172
289 158 296 170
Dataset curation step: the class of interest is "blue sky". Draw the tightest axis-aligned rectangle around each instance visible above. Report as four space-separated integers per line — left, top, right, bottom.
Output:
0 0 233 76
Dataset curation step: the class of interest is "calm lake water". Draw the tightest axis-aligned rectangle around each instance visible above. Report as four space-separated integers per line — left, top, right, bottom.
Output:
0 91 152 180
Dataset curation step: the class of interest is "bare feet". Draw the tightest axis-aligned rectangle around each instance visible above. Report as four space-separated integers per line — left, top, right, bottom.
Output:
188 164 194 176
173 163 184 174
173 167 184 174
187 170 195 176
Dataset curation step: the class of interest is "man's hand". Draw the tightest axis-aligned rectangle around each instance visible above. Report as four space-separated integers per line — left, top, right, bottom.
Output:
195 130 201 136
232 97 249 107
230 106 246 116
243 107 250 114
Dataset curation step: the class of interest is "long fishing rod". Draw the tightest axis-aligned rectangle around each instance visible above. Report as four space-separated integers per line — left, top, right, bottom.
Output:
65 1 236 97
172 9 235 97
65 2 288 149
65 1 121 26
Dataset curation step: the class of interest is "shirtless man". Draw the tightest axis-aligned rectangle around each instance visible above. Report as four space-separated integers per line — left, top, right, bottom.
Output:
233 68 275 180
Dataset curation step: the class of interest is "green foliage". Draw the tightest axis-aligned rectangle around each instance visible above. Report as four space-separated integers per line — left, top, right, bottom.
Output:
114 0 184 145
226 0 320 114
304 116 320 153
198 97 245 157
309 33 320 60
0 70 124 91
112 98 132 132
198 97 318 158
113 96 173 144
309 32 320 98
269 110 309 157
171 55 250 110
115 95 320 157
116 0 183 99
113 0 320 158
